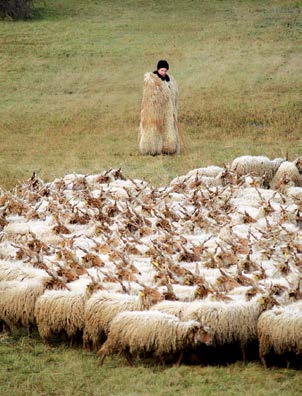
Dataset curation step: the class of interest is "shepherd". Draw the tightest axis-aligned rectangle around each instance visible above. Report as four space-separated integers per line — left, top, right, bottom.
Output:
138 60 180 155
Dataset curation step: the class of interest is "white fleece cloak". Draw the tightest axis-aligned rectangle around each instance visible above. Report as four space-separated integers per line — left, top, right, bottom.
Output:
138 72 180 155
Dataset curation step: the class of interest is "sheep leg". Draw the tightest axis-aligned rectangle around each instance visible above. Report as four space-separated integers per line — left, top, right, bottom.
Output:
83 340 92 351
260 353 267 368
98 351 107 367
92 336 101 351
157 356 166 368
0 321 10 335
28 323 34 337
241 347 246 363
41 336 51 346
97 345 109 366
2 322 12 336
259 341 268 368
124 351 135 367
174 351 184 367
69 337 74 348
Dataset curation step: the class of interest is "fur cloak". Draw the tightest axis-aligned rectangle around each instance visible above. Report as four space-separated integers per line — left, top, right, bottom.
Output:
138 72 180 155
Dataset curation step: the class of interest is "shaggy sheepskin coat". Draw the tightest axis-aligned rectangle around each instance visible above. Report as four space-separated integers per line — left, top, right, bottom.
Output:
138 72 180 155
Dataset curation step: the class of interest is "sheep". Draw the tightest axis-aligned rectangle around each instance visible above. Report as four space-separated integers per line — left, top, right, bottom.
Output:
97 310 212 366
138 72 179 155
270 158 302 190
150 300 187 318
185 166 224 179
283 186 302 203
0 279 46 335
34 280 103 346
83 287 163 350
257 301 302 367
230 156 285 187
169 167 224 190
0 260 51 282
151 296 277 362
34 289 86 345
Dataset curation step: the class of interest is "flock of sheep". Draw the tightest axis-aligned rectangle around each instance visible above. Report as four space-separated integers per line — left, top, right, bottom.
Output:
0 155 301 368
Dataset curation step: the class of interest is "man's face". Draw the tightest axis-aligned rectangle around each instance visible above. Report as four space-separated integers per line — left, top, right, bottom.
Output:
158 68 168 77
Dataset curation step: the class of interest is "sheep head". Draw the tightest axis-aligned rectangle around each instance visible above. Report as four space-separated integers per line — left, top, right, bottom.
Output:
194 284 211 299
163 278 177 301
193 324 213 346
294 157 302 174
43 271 68 290
259 294 279 310
85 281 104 297
138 284 164 308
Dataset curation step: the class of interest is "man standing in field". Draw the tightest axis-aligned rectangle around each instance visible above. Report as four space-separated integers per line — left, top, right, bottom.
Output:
138 60 180 155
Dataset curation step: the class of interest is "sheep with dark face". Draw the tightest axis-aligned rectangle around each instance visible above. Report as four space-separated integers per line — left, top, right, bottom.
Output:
97 310 212 366
83 287 163 350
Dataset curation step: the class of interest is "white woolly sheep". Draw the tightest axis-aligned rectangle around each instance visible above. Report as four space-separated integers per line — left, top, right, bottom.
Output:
170 166 224 186
230 156 285 187
0 279 46 335
257 301 302 367
97 310 212 366
151 296 277 361
0 260 51 282
270 158 302 190
283 186 302 202
83 288 163 350
35 289 86 345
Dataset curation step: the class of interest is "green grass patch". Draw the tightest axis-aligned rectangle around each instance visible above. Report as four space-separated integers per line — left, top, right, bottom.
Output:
0 334 302 396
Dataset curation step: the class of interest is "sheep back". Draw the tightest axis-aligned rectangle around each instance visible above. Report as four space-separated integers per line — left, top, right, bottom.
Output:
35 290 86 341
83 291 143 349
270 160 302 189
257 302 302 358
0 279 45 330
98 310 210 359
179 300 263 347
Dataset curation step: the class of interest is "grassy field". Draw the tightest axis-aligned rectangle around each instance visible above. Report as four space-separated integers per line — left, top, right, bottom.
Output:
0 332 302 396
0 0 301 189
1 0 302 394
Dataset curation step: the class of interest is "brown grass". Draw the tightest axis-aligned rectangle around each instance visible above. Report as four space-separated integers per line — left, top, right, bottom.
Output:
0 0 301 189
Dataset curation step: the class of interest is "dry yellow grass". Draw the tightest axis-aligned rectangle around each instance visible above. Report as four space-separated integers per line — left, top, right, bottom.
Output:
0 0 301 190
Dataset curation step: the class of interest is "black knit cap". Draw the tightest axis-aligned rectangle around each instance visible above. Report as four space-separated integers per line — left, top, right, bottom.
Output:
157 60 169 70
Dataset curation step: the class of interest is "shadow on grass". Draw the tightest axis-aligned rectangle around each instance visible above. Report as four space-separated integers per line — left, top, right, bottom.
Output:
1 328 302 372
